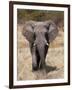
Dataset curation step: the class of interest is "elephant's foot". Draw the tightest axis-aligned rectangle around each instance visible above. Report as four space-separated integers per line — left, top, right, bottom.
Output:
32 63 38 71
39 62 46 69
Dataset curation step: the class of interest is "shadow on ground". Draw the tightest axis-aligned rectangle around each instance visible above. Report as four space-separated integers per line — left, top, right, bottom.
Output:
45 64 58 73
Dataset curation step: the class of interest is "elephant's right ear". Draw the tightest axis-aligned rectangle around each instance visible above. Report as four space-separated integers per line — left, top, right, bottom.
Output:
22 21 36 43
45 20 58 42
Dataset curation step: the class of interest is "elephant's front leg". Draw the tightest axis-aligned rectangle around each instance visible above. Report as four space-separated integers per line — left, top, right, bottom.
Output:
32 46 38 71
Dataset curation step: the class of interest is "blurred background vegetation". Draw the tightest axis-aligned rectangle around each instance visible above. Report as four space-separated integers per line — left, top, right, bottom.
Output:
17 9 64 27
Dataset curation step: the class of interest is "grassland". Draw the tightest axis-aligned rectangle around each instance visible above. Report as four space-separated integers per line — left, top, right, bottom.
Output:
17 24 64 80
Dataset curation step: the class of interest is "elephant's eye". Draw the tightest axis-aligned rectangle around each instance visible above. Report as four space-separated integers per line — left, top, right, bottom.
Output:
31 26 34 29
45 23 50 30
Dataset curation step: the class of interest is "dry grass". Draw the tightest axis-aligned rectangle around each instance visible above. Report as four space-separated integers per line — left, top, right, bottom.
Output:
17 24 64 80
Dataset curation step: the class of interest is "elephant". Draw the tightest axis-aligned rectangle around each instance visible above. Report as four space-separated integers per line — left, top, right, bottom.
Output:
22 20 58 71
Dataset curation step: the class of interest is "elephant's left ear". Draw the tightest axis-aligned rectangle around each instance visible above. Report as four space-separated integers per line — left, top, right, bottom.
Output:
45 20 58 42
22 21 35 43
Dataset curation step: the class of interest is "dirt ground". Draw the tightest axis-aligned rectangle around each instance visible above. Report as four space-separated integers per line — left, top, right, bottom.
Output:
17 24 64 80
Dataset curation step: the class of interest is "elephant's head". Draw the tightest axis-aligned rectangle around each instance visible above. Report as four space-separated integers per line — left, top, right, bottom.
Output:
22 20 58 70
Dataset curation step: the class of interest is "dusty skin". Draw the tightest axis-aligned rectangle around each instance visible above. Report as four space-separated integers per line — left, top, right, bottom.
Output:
17 24 64 80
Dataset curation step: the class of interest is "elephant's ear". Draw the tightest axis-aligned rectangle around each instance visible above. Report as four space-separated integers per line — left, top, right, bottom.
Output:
45 20 58 42
22 21 36 43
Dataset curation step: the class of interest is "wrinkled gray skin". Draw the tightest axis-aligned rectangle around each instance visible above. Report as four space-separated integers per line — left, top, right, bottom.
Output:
22 20 58 71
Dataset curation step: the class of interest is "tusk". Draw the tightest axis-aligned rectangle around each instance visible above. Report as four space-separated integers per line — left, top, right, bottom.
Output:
46 43 49 46
33 43 36 46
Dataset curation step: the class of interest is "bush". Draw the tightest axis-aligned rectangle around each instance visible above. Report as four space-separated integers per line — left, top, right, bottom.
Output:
17 9 64 26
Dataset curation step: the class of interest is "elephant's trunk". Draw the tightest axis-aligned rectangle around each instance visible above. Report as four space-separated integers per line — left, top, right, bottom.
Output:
36 41 46 68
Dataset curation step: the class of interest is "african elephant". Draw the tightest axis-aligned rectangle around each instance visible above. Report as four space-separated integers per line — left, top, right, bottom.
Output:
22 20 58 71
